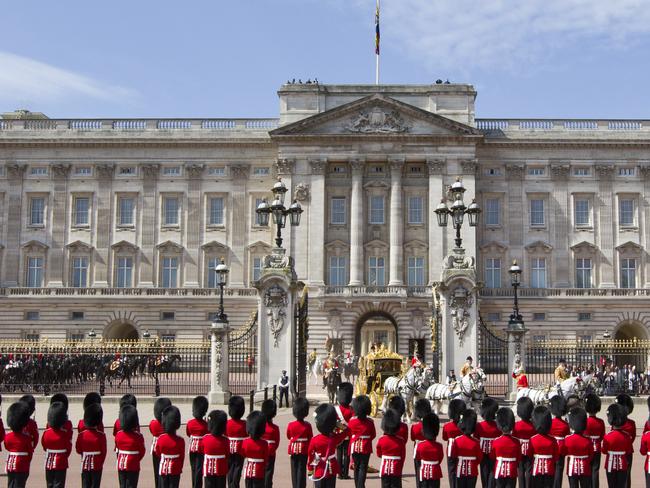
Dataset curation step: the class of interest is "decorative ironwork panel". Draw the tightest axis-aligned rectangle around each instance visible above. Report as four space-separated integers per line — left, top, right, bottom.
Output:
478 315 509 397
228 311 259 395
294 286 309 398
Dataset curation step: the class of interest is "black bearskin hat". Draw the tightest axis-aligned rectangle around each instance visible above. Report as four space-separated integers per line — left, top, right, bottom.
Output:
47 402 68 430
208 410 228 436
314 404 338 436
480 397 499 422
351 395 372 420
246 411 267 439
83 392 102 409
154 397 172 422
382 409 401 436
496 407 515 433
414 398 432 421
568 407 587 434
616 393 634 415
448 399 467 423
607 403 626 428
192 396 209 420
422 413 440 441
119 393 137 409
18 394 35 415
458 409 477 436
549 395 567 418
292 398 310 421
7 402 30 433
84 404 103 429
516 397 534 421
261 399 277 420
532 406 552 435
388 395 406 417
119 405 139 432
584 393 601 415
566 394 582 411
50 393 69 411
337 382 354 406
161 405 181 434
229 395 245 420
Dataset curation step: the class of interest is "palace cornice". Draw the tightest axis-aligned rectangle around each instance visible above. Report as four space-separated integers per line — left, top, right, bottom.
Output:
271 134 482 144
480 139 650 149
0 139 275 149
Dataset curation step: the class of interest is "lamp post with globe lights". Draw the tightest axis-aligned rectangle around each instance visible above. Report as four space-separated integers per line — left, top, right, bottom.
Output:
256 178 303 250
506 260 527 396
209 257 231 404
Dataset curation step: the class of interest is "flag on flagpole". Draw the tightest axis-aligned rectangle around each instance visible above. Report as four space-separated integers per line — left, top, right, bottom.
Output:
375 0 380 55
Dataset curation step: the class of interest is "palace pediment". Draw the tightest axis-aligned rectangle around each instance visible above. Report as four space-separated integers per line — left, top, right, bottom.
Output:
270 94 482 138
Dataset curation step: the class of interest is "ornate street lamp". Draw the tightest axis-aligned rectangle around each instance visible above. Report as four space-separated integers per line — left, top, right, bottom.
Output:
214 257 230 322
435 177 481 249
142 329 151 339
87 329 97 340
508 260 524 329
256 178 303 248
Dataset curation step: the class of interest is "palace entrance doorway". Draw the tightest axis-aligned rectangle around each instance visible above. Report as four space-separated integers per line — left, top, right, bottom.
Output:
104 320 139 340
356 313 398 356
612 320 649 369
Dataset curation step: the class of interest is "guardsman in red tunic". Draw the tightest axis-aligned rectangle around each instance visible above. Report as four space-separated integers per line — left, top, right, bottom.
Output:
411 398 433 488
639 414 650 488
603 404 633 488
75 404 107 488
261 400 280 488
187 396 209 488
444 399 467 488
514 397 536 488
530 406 560 488
114 405 146 488
308 404 346 488
47 393 74 441
335 383 354 480
150 398 172 488
377 409 407 488
584 394 605 488
227 396 248 488
0 394 6 448
77 393 105 434
476 398 500 488
490 408 521 488
18 394 39 449
563 408 593 488
113 394 139 437
242 411 269 488
450 409 483 488
4 402 34 488
348 395 376 488
286 398 313 488
644 396 650 435
415 413 444 488
388 396 409 445
41 401 72 488
615 394 636 488
549 396 569 488
200 410 230 488
154 406 185 488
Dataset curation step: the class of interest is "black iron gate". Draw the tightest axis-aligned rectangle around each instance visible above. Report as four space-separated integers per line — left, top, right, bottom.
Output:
478 315 509 397
294 286 309 398
228 311 258 395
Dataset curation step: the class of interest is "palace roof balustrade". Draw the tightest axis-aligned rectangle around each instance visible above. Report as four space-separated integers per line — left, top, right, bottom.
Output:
479 287 650 298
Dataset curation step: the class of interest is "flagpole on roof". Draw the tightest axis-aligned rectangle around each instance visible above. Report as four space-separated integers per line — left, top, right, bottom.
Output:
375 0 380 85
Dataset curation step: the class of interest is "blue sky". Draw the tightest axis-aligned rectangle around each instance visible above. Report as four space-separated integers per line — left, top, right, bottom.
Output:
2 0 650 119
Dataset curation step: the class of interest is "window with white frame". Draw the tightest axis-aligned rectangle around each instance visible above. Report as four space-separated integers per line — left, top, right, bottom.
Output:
252 257 263 282
619 199 635 226
407 196 423 224
115 257 133 288
160 257 178 288
407 257 425 286
29 197 45 226
574 199 590 226
74 166 92 176
331 165 347 174
528 167 545 176
530 257 547 288
485 168 501 176
620 258 637 289
71 256 89 288
209 197 224 226
30 167 48 176
73 197 90 226
485 198 500 226
368 256 386 286
530 199 545 226
369 196 385 224
619 167 635 177
207 256 221 288
119 166 136 176
254 198 265 226
162 166 181 176
575 258 592 288
26 257 43 287
330 197 346 225
119 197 135 226
485 258 501 288
329 256 347 286
163 196 179 226
574 168 590 176
208 167 225 176
253 167 270 176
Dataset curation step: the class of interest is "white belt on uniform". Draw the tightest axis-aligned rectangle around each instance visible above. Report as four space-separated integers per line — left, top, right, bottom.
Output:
8 452 28 456
205 454 226 460
381 455 401 474
159 454 180 475
553 436 565 441
413 439 423 459
456 456 477 477
81 451 101 471
421 460 440 465
532 454 553 475
567 455 588 475
494 457 517 479
479 437 497 453
118 450 139 455
294 438 308 442
608 451 626 472
46 449 67 454
228 437 247 441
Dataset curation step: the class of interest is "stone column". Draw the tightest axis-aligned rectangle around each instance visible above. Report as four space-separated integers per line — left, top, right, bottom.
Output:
551 164 571 287
349 159 364 286
3 164 26 286
388 158 404 286
94 164 115 287
505 164 525 258
139 164 159 287
427 159 445 285
208 318 231 404
48 163 71 287
185 164 204 287
596 164 615 287
506 328 526 399
308 159 326 286
641 165 650 287
229 165 249 287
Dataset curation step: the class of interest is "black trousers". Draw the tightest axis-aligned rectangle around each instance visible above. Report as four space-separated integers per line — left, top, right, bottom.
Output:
337 440 350 479
591 452 601 488
264 455 276 488
352 453 370 488
457 477 478 488
81 471 102 488
415 459 422 488
228 454 244 488
606 471 628 488
421 482 440 488
290 455 307 488
553 458 564 488
531 475 554 488
568 476 592 488
118 471 140 488
7 473 29 488
190 452 204 488
279 387 290 408
626 455 633 488
495 479 516 488
313 478 336 488
519 456 532 488
245 479 264 488
46 469 67 488
381 476 402 488
204 477 227 488
448 458 459 488
480 458 494 488
646 473 650 488
153 454 161 488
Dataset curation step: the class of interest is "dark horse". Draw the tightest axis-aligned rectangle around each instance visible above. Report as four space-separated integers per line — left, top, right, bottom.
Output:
325 366 342 404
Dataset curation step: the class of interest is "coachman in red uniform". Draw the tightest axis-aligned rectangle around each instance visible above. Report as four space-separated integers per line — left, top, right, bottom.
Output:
42 401 72 488
115 405 146 488
450 409 483 488
563 408 593 488
491 408 521 488
348 395 376 488
286 398 313 488
514 397 536 488
549 396 569 488
200 410 230 488
603 404 633 488
307 404 346 488
616 394 636 488
415 413 444 488
226 396 248 488
4 402 34 488
411 398 433 488
444 399 467 488
530 406 559 488
377 409 407 488
584 394 605 488
242 411 269 488
150 397 172 488
75 403 107 488
187 396 209 488
334 383 354 480
154 406 185 488
77 393 105 434
476 398 499 488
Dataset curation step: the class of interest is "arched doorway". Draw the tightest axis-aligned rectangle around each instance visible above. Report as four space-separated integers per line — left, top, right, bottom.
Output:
355 312 398 356
104 320 139 340
613 320 649 369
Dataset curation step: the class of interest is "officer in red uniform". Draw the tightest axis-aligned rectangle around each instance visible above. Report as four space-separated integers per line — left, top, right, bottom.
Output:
115 405 146 488
18 394 39 449
491 408 521 487
644 396 650 435
615 394 636 488
348 395 376 488
411 398 433 488
476 397 500 488
514 397 536 488
226 396 248 488
334 383 354 480
75 403 107 488
414 413 444 488
154 406 185 488
187 396 209 488
77 393 105 434
377 409 407 488
530 406 559 488
307 404 346 488
4 402 34 488
443 399 467 488
200 409 230 488
388 396 409 445
549 396 569 488
563 408 593 487
449 409 483 487
41 401 72 488
150 397 172 488
242 411 269 488
603 403 633 488
47 394 74 441
261 399 281 488
113 394 139 437
584 394 605 488
286 398 313 488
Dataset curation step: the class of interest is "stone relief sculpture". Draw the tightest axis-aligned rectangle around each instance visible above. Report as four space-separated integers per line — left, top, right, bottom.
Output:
450 286 472 346
293 183 310 202
345 107 410 133
264 284 288 347
214 338 222 386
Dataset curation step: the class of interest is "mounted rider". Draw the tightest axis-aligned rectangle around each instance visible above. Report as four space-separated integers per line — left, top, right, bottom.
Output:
322 348 340 389
308 348 318 369
554 358 570 385
512 354 529 389
460 356 475 378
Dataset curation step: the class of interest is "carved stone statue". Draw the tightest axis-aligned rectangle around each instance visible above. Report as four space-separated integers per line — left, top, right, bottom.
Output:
345 107 410 133
293 183 310 202
450 286 473 346
264 284 288 347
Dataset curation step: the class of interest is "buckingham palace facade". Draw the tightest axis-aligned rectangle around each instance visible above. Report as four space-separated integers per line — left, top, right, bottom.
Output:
1 82 650 360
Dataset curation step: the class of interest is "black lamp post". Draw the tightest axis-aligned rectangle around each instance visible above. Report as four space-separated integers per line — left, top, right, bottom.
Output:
508 260 524 329
256 178 303 248
435 177 481 249
215 257 230 322
87 329 96 340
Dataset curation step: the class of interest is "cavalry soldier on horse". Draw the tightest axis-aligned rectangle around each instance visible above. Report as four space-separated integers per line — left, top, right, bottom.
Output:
322 349 340 390
460 356 475 378
554 358 570 385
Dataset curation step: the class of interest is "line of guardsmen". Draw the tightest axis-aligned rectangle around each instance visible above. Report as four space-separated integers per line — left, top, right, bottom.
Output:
1 386 650 488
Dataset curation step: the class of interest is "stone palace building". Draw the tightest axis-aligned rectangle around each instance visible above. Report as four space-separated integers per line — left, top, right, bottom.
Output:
1 82 650 361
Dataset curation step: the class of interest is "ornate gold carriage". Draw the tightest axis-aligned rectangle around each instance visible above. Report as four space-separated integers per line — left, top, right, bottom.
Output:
355 346 404 417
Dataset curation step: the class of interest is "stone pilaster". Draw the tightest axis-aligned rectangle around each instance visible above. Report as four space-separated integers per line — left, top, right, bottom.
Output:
48 163 71 287
640 164 650 287
388 158 404 285
3 164 25 286
185 164 204 287
505 164 525 249
94 164 115 287
596 164 615 287
139 164 159 287
427 159 445 285
551 164 571 286
307 159 325 286
349 159 364 286
229 165 249 287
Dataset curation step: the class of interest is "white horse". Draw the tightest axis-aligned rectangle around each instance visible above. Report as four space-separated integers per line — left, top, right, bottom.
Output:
425 368 487 415
516 374 596 404
308 356 323 385
380 367 424 422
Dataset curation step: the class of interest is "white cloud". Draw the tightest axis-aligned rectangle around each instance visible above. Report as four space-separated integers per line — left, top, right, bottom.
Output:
0 51 137 107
